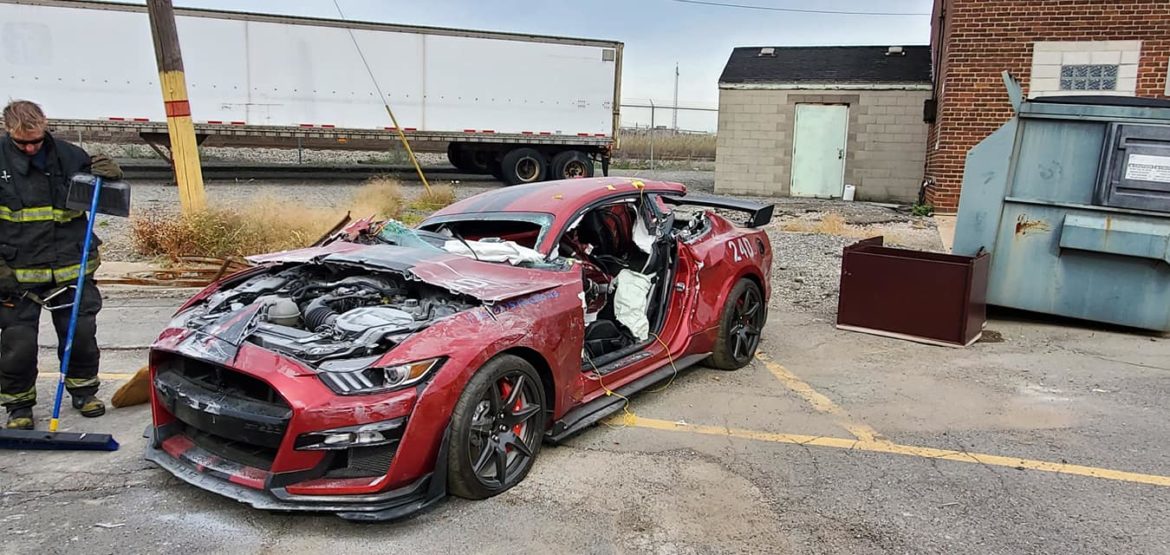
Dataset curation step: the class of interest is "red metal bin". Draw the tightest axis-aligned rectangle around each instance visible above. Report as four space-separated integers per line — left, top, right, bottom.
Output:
836 237 990 347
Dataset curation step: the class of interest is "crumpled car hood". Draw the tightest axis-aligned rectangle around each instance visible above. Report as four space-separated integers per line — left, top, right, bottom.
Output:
249 242 572 303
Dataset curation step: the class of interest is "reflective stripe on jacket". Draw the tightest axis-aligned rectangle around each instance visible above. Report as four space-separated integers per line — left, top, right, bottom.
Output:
0 133 99 285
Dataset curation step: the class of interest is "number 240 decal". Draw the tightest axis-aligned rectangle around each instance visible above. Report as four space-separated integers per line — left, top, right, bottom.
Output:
727 237 755 262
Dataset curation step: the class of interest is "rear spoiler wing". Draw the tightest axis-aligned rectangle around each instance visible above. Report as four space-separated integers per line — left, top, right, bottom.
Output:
662 194 775 228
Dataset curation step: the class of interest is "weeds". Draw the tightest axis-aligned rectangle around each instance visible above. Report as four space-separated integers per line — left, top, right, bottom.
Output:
779 212 923 246
349 176 404 220
131 177 409 259
780 213 849 235
911 202 934 217
409 184 456 212
399 212 425 227
617 131 716 160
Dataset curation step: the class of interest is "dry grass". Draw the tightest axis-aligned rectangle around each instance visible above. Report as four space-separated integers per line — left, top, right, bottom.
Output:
617 131 716 160
409 184 456 212
779 213 926 247
349 176 404 220
780 213 851 236
131 177 407 259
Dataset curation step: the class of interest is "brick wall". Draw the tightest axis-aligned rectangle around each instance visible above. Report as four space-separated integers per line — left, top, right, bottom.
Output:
716 87 930 202
925 0 1170 212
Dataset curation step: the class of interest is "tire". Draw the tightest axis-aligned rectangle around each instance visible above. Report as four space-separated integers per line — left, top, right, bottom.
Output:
706 278 766 370
488 158 505 181
499 148 547 185
447 143 471 171
465 148 493 174
550 150 595 180
447 354 546 500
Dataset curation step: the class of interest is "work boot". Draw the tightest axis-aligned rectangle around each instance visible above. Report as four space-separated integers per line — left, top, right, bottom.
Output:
5 407 33 430
71 395 106 418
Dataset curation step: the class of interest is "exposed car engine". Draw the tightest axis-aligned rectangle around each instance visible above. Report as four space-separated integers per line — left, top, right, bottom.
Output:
176 264 477 367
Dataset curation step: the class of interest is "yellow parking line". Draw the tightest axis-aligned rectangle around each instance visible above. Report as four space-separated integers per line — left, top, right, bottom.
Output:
36 372 138 381
755 352 883 443
625 416 1170 488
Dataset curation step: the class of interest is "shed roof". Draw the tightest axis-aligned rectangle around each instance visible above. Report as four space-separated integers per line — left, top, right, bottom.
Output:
719 45 932 86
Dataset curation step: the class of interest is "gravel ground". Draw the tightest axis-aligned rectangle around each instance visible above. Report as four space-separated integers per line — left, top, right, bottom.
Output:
103 168 941 318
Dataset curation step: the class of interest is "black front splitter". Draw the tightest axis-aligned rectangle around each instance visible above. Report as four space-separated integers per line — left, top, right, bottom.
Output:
144 427 449 522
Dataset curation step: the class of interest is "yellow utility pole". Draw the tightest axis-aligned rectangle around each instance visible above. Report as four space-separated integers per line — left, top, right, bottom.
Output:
146 0 206 212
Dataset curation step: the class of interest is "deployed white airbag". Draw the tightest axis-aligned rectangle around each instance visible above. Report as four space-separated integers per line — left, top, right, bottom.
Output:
444 239 545 266
613 269 653 341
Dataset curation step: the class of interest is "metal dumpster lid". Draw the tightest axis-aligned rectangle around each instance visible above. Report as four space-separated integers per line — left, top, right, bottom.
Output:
1031 95 1170 109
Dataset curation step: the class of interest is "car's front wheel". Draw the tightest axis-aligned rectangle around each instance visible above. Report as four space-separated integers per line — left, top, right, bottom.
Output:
707 278 766 370
447 354 546 499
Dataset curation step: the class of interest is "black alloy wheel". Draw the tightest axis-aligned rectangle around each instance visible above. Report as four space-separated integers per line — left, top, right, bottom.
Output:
448 355 545 499
707 278 766 370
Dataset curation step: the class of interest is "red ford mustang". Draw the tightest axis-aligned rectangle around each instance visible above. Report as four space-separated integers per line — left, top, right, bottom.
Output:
145 177 773 521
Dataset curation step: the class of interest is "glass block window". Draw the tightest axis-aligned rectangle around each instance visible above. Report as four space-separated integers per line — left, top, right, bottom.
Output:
1060 64 1119 91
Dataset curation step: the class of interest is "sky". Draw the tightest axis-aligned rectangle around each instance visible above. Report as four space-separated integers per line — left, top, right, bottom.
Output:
105 0 935 131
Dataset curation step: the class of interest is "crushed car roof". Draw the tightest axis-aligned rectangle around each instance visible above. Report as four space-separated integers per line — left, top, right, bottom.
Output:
430 177 686 218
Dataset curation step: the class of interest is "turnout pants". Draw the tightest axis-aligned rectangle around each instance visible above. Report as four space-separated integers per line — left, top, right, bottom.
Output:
0 278 102 412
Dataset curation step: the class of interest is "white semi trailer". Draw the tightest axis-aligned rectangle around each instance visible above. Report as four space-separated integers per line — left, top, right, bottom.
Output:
0 0 623 183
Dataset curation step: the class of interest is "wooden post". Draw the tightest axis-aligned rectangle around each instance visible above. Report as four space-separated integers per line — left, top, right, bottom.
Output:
146 0 206 212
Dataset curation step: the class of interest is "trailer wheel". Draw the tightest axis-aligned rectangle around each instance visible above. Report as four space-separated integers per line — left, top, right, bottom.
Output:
550 150 594 180
499 148 547 185
466 148 493 174
447 143 471 171
489 159 505 181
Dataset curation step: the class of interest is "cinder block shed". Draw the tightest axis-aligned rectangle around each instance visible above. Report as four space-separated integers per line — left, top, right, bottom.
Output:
715 46 932 202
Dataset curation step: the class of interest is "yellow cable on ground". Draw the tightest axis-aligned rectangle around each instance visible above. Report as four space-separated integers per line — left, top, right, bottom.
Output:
584 354 636 424
584 331 682 427
646 332 679 393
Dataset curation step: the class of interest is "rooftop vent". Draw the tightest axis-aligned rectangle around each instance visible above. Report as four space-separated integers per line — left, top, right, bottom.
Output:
758 47 776 57
886 46 905 56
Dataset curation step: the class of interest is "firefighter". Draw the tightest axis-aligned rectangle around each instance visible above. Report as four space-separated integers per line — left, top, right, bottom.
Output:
0 100 122 430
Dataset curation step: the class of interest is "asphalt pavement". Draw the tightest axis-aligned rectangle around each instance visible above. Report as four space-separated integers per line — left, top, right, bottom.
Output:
2 287 1169 554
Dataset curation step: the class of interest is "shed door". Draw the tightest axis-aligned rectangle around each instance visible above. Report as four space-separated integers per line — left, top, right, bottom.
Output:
791 104 848 198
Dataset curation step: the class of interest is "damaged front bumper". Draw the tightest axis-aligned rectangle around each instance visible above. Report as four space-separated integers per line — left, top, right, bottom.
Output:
144 425 448 522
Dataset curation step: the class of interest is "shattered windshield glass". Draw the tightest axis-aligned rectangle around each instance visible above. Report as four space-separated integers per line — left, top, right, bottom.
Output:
377 220 446 251
376 217 565 270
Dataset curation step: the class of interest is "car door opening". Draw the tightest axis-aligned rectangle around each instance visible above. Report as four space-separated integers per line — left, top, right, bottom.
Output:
560 198 676 369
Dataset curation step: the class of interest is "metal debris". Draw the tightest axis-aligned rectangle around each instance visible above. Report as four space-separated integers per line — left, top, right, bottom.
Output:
99 256 251 288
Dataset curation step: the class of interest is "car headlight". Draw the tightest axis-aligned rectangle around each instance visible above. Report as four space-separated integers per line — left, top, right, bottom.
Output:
294 417 405 450
316 357 443 395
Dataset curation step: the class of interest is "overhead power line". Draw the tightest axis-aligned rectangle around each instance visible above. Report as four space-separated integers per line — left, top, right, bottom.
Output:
672 0 931 16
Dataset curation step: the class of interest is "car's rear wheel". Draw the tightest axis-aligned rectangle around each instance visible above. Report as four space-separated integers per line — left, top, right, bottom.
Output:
706 278 766 370
447 354 546 500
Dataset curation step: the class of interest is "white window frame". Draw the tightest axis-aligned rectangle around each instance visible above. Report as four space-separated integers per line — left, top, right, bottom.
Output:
1030 41 1141 98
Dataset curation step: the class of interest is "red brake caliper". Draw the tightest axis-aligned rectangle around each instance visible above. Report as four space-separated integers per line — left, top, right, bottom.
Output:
499 380 525 441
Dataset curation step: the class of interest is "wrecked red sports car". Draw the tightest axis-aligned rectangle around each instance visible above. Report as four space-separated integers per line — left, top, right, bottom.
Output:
145 176 773 521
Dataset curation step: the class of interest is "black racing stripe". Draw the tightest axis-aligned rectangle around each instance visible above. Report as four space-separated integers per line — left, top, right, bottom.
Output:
457 182 548 213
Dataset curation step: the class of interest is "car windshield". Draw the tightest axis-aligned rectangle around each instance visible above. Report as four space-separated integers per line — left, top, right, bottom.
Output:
382 213 563 269
418 212 553 251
